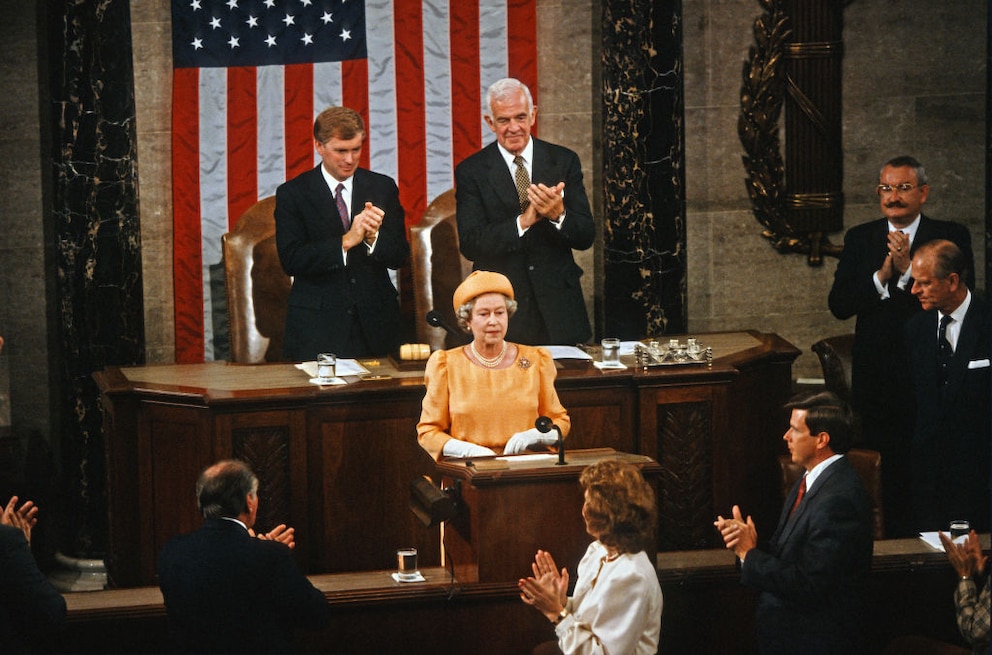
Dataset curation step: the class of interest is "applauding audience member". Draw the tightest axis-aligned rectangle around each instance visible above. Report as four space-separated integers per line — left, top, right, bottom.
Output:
0 495 66 653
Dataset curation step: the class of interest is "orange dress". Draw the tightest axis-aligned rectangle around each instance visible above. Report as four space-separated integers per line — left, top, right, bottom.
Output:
417 344 570 460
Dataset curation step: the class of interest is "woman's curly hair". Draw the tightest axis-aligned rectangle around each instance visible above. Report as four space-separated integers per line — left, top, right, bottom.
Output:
580 460 657 554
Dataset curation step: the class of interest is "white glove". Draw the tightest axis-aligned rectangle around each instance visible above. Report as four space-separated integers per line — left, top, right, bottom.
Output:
442 439 496 458
503 427 557 455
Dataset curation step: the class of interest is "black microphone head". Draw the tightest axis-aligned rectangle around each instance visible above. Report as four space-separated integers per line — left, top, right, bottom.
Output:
426 310 443 327
535 416 552 433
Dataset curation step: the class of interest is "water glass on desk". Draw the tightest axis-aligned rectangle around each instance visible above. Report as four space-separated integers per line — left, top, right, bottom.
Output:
317 353 337 383
949 520 970 539
601 338 620 366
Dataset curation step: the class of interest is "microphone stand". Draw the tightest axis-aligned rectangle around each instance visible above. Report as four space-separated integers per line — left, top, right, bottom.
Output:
535 416 566 465
426 310 469 345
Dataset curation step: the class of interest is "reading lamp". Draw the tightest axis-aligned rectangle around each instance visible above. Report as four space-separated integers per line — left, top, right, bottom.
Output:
409 475 459 527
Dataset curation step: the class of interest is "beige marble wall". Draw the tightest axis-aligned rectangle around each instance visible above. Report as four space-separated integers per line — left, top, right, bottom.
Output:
130 0 174 364
535 0 601 332
0 5 55 436
684 0 987 378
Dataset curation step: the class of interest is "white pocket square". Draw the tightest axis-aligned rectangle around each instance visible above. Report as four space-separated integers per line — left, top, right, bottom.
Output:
967 359 990 369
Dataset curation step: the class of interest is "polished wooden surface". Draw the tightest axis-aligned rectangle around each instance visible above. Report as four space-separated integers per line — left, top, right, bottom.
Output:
50 537 980 654
95 330 799 588
438 449 662 583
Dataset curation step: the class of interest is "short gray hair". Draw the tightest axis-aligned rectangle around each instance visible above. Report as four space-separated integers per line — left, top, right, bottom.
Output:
484 78 533 116
880 155 927 186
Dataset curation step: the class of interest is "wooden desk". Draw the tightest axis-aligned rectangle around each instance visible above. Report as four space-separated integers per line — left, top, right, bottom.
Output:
95 330 798 587
52 538 979 655
437 448 663 583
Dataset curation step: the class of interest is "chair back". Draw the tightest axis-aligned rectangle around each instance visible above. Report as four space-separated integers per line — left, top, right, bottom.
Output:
222 196 292 363
811 334 856 402
778 448 885 540
410 189 472 351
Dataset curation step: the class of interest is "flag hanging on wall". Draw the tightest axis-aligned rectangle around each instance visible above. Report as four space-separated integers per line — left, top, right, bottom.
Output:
171 0 537 362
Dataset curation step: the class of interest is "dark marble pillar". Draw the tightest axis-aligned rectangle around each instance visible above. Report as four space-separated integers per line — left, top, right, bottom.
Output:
45 0 144 558
601 0 686 338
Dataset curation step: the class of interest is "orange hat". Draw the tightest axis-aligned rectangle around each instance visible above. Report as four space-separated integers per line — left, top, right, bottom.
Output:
452 271 515 312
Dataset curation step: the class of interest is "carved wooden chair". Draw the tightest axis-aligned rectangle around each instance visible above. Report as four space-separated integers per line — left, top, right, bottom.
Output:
778 447 885 540
409 189 472 351
222 196 292 363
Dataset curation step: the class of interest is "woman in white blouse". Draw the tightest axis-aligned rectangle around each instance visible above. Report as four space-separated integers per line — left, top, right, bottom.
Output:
519 460 663 655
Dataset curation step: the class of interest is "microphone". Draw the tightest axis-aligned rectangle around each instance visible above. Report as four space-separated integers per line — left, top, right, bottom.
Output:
535 416 566 466
426 309 468 344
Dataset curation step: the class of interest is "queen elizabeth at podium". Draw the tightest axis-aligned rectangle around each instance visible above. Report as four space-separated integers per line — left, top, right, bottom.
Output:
417 271 570 460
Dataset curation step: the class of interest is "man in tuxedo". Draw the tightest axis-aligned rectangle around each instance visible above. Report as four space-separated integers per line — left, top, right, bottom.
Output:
158 460 329 653
715 391 873 655
905 239 990 533
828 155 973 537
275 106 409 361
454 78 595 346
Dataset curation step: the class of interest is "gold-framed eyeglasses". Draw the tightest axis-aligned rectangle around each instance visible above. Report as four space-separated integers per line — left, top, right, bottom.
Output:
876 183 918 195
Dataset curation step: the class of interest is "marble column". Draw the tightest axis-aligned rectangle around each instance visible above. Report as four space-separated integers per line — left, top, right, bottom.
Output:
601 0 686 338
45 0 144 559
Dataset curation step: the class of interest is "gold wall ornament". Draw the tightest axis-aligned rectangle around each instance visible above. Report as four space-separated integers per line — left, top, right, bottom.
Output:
739 0 844 266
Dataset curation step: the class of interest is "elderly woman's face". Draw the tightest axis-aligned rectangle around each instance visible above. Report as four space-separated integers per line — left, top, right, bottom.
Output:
468 292 509 346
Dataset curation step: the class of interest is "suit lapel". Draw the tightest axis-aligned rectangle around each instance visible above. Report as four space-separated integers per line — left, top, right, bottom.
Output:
486 143 522 217
773 460 843 550
941 298 984 410
303 165 343 232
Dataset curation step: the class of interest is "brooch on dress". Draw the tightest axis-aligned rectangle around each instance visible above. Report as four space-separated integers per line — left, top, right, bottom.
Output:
517 357 531 370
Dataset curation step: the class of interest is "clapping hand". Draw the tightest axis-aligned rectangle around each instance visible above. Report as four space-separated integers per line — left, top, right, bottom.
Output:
939 529 987 579
518 549 569 623
2 496 40 544
250 523 296 549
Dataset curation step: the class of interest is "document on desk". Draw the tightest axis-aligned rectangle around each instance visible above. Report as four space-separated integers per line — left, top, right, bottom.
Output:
918 531 967 552
296 359 371 379
544 345 593 360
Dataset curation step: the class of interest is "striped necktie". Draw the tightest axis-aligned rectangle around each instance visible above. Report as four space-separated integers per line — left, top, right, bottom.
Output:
334 183 350 231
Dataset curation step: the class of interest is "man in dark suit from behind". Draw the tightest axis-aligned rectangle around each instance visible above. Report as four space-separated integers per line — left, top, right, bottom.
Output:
905 239 990 533
715 391 874 655
0 495 66 654
275 106 409 361
158 460 329 653
454 78 595 346
828 155 973 537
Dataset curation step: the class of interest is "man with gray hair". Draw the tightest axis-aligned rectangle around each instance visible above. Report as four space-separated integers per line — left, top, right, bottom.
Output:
455 78 595 346
158 460 329 653
905 239 990 533
827 155 973 537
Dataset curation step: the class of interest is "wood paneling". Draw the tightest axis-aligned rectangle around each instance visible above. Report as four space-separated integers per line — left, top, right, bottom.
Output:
95 331 799 588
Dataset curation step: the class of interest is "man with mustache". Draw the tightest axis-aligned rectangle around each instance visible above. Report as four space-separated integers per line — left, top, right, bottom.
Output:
828 155 973 537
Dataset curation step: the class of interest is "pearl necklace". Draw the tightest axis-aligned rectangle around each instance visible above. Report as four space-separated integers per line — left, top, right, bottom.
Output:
470 340 508 368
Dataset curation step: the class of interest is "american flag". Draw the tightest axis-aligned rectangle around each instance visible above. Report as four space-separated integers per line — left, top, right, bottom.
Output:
171 0 537 361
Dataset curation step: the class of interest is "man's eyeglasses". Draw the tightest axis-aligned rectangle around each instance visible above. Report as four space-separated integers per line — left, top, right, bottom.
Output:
876 183 919 195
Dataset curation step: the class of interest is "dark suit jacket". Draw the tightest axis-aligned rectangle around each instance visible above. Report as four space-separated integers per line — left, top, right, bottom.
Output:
828 214 973 423
158 519 329 654
741 457 873 655
905 295 991 532
275 165 409 360
454 139 595 345
0 525 66 653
